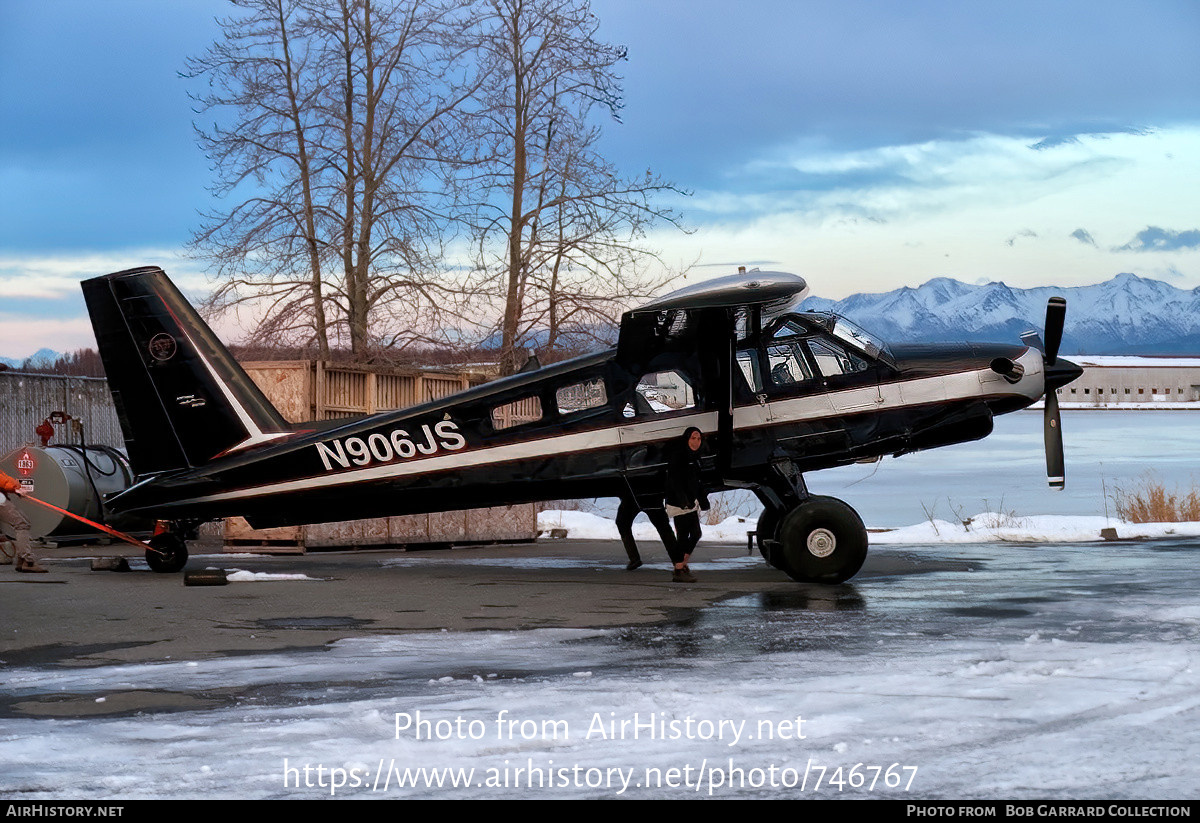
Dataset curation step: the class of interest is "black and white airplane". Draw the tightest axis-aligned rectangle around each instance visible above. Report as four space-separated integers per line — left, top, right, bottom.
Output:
81 266 1081 583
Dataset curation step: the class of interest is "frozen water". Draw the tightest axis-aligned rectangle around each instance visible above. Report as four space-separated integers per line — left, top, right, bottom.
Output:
568 410 1200 528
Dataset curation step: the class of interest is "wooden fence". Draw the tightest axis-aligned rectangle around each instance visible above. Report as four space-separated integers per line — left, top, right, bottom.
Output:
0 372 123 454
241 361 490 420
230 360 534 551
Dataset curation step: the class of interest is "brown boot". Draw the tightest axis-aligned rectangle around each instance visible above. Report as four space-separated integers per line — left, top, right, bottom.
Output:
16 557 48 573
671 567 697 583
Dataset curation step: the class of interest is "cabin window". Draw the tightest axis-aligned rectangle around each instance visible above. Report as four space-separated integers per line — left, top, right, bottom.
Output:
630 370 696 415
556 378 607 415
806 338 868 377
766 341 813 387
490 395 543 430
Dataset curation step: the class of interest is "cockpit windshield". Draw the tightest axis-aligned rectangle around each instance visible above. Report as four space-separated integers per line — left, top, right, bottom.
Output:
828 315 892 364
764 294 894 366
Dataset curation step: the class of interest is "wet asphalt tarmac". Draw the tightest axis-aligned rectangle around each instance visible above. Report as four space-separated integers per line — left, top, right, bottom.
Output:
0 536 964 672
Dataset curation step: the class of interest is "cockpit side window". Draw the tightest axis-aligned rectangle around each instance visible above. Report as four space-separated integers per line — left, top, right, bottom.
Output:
770 318 807 339
806 338 868 377
735 349 763 393
734 306 752 344
766 341 814 387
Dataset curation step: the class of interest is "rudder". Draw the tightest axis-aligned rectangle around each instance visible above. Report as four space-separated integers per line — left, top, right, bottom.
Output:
82 267 290 476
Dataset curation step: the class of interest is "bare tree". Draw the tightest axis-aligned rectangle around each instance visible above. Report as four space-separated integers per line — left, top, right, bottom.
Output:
187 0 479 359
464 0 687 374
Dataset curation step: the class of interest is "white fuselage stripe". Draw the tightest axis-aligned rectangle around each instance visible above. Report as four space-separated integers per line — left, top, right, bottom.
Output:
169 351 1043 507
178 327 291 454
172 411 718 505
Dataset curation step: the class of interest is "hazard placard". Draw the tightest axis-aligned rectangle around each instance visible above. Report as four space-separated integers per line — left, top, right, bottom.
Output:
15 448 36 477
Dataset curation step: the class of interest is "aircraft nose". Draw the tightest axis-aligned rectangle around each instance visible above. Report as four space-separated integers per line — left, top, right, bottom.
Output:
889 342 1028 380
1045 356 1083 392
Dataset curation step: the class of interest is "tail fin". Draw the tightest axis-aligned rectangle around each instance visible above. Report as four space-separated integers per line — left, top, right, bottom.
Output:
82 267 290 476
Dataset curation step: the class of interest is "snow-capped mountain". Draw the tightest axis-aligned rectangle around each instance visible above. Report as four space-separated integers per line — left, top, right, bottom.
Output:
801 273 1200 355
0 348 60 370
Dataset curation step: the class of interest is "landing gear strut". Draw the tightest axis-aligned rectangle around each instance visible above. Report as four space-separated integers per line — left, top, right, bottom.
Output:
754 462 868 584
756 506 786 571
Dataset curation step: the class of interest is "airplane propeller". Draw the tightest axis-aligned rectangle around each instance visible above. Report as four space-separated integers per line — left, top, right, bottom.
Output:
1020 297 1081 490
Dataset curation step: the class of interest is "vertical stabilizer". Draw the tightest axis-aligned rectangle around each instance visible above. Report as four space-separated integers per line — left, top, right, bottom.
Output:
82 267 290 476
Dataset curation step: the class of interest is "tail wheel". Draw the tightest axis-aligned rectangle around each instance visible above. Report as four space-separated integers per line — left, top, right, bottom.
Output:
777 496 867 584
755 506 788 571
146 533 189 574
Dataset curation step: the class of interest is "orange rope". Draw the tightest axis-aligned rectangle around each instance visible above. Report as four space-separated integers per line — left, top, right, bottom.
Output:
20 495 160 554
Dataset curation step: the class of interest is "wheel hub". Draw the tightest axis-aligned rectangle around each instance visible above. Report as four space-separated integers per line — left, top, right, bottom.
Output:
806 528 836 558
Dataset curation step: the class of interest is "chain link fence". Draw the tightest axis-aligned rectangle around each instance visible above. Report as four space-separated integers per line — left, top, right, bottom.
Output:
0 372 123 455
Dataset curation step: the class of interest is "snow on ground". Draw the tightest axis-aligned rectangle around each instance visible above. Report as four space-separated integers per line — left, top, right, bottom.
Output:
538 508 1200 545
221 569 323 582
3 536 1200 799
1031 400 1200 410
538 509 757 544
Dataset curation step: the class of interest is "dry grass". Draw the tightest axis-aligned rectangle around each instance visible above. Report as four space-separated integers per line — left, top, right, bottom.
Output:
703 492 754 525
1112 476 1200 523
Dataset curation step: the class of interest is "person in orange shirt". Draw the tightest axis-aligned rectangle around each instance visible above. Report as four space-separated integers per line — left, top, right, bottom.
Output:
0 471 46 573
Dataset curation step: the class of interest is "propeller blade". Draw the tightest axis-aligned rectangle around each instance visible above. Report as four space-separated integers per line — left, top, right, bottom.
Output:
1028 298 1069 488
1044 296 1066 366
1044 389 1064 490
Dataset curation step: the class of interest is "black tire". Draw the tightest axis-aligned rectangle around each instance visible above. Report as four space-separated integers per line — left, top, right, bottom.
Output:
756 506 788 571
184 569 228 587
777 496 867 584
146 533 189 574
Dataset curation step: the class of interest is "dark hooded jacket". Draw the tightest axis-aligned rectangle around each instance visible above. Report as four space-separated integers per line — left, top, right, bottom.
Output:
664 427 708 510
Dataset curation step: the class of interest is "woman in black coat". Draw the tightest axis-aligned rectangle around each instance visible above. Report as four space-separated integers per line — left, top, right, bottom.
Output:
663 426 707 582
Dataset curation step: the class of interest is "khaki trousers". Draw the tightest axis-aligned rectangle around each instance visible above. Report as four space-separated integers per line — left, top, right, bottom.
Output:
0 498 35 563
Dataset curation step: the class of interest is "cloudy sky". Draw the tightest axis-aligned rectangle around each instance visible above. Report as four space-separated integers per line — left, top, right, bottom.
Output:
1 0 1198 358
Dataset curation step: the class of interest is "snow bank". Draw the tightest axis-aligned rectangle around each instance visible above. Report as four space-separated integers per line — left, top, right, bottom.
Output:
539 509 1200 545
870 513 1200 544
538 510 754 544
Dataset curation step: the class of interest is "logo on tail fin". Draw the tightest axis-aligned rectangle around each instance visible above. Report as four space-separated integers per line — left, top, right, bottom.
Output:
149 334 178 361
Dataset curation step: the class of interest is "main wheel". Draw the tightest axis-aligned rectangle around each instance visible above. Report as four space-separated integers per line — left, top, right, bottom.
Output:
776 496 867 584
756 506 788 571
146 533 189 574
